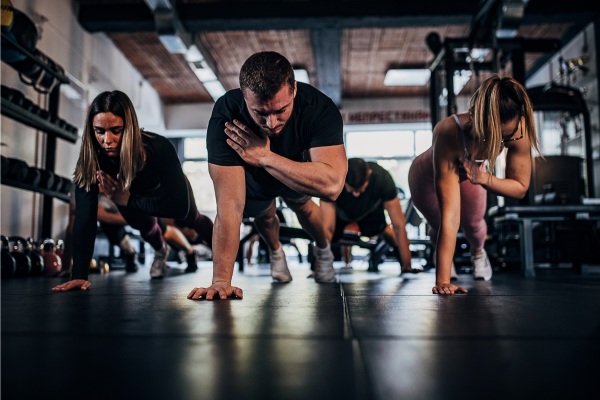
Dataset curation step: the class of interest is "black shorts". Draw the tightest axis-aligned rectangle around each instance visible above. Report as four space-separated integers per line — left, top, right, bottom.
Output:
244 171 310 218
332 209 387 241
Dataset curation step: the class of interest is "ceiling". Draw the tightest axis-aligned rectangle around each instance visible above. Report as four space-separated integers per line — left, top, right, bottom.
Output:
74 0 598 107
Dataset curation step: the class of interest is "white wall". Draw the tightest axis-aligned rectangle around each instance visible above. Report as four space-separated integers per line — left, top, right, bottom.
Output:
1 0 165 240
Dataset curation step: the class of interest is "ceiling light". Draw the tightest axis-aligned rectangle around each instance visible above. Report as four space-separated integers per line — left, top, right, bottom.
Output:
187 49 227 101
185 45 204 63
203 81 227 100
294 69 309 84
384 69 431 86
158 33 187 54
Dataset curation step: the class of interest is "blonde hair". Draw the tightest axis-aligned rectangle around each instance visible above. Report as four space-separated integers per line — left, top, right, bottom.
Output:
469 74 540 171
73 91 146 191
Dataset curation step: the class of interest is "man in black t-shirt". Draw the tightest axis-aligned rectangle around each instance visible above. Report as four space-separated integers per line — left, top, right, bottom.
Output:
188 51 347 301
321 158 418 274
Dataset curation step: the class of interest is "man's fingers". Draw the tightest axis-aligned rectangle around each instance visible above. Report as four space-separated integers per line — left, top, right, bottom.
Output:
233 287 243 299
188 287 207 300
188 286 243 300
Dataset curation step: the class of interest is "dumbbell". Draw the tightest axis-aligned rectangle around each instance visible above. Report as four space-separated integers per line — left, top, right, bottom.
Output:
1 156 9 178
9 236 31 277
50 174 63 192
60 177 73 194
1 235 16 279
24 166 41 186
1 84 14 100
5 157 28 182
37 168 55 190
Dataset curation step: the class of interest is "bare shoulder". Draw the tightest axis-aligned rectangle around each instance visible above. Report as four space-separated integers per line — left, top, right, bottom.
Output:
433 115 462 149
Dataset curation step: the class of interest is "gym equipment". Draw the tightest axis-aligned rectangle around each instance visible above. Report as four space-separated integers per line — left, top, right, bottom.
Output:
50 174 63 192
9 236 31 277
55 238 65 266
1 0 14 29
24 165 41 186
1 234 16 278
1 155 9 178
89 258 99 273
60 177 72 194
99 260 110 273
41 238 62 277
37 168 55 190
25 237 44 275
526 83 595 200
1 8 37 64
15 49 65 94
5 157 28 182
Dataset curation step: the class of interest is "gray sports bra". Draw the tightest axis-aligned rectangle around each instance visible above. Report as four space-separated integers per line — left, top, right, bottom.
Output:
452 114 470 180
452 114 471 159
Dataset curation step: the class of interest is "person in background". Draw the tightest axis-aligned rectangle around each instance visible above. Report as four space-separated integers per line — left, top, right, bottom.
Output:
321 158 418 275
188 51 347 300
53 90 213 292
160 217 212 273
408 74 540 295
96 193 139 272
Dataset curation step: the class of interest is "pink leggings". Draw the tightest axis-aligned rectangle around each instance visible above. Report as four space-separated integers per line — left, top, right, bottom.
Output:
408 150 487 252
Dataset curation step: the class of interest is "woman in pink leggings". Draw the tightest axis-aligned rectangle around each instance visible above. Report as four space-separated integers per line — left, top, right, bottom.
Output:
409 75 540 295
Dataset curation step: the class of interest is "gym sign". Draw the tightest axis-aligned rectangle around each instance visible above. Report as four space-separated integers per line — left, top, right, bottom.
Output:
341 110 430 124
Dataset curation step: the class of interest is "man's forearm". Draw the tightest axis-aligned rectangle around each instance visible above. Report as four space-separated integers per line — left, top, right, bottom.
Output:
261 153 343 200
211 214 241 284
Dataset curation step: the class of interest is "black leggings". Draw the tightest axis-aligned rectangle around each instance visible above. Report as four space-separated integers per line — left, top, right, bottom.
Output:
117 178 213 251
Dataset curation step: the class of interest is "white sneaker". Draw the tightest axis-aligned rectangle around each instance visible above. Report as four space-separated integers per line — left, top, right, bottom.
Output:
450 262 458 280
313 246 335 283
270 246 292 282
472 249 492 281
150 244 170 279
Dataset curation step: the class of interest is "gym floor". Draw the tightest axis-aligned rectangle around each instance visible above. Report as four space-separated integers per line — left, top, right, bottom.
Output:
2 258 599 400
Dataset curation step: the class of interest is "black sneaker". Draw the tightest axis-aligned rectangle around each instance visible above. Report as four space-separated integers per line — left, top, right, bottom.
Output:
125 253 138 273
184 251 198 273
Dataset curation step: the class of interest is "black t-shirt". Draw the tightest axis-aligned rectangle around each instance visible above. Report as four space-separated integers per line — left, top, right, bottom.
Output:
335 162 398 221
71 131 189 280
206 82 343 193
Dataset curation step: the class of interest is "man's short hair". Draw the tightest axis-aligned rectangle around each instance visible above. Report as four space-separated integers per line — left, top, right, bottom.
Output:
346 158 370 188
239 51 295 101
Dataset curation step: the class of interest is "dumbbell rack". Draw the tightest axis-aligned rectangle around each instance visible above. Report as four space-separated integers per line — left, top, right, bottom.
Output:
1 31 76 237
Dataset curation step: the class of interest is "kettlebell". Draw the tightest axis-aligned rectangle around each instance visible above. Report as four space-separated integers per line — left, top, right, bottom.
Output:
41 238 62 277
1 234 16 278
9 236 31 277
55 238 65 265
25 237 44 276
89 258 99 273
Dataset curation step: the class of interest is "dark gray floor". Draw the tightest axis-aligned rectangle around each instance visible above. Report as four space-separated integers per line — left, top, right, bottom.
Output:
2 259 600 400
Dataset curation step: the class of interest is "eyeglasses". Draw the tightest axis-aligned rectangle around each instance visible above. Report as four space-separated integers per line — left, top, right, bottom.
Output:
500 116 522 152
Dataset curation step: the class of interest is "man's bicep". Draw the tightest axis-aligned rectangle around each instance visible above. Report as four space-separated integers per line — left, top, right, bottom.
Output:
308 144 347 174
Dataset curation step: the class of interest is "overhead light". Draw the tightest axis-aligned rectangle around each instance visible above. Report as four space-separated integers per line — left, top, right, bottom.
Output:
384 69 431 86
185 45 204 63
203 80 227 100
188 59 226 101
158 33 187 54
294 69 309 84
453 70 472 95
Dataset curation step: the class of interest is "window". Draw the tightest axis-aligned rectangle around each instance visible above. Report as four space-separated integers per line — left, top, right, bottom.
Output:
344 125 433 198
